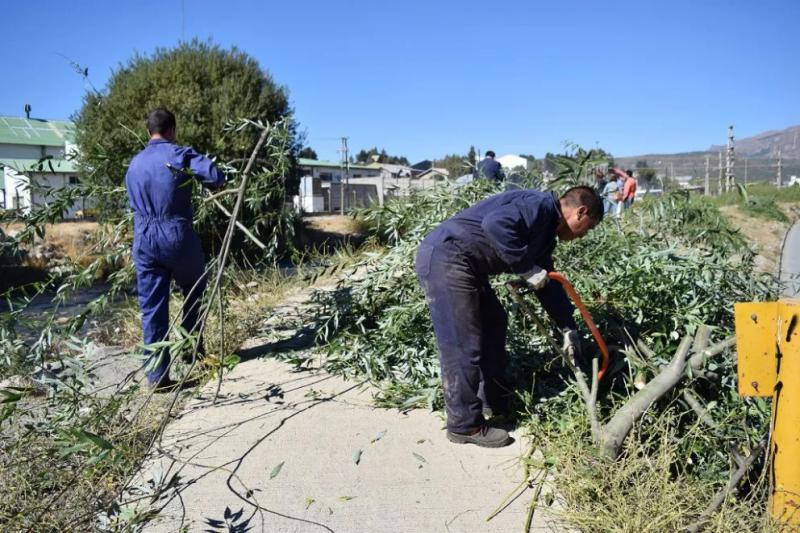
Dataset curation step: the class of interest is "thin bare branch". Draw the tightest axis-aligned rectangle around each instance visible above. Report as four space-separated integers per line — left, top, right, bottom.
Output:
685 439 766 532
211 198 267 250
682 389 718 430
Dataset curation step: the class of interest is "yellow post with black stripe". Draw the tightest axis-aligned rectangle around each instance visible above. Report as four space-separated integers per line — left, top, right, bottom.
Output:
735 300 800 526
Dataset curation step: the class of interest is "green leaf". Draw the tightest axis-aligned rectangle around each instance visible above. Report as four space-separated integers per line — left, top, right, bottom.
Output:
269 461 285 480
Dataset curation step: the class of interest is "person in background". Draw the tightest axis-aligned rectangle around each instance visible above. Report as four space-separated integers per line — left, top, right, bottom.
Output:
593 169 608 212
477 151 504 182
125 108 225 390
601 173 622 217
622 169 638 210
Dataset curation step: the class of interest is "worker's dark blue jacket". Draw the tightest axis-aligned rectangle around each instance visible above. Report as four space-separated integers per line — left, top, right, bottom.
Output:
126 139 224 383
477 157 503 181
421 189 576 330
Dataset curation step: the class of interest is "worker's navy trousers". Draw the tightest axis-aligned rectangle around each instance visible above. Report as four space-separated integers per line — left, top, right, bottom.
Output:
416 240 509 433
133 217 206 384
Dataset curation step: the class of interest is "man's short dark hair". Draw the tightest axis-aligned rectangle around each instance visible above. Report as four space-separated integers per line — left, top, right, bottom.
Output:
561 185 604 222
626 169 634 177
147 108 176 135
485 150 496 158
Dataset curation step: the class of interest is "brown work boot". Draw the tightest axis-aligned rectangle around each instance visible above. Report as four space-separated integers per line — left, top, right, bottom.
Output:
447 425 512 448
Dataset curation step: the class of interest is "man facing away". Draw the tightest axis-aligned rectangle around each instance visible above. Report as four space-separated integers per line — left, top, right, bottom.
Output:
477 150 504 182
415 186 603 447
125 108 225 389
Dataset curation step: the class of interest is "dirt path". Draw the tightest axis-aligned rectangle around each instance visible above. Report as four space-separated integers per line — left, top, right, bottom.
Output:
719 205 790 273
123 286 555 532
780 221 800 297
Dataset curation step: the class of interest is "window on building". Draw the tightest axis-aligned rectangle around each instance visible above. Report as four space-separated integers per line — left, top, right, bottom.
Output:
69 176 80 185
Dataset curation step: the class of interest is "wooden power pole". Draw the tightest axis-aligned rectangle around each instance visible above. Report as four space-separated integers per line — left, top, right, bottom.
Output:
704 155 710 196
718 151 723 195
777 148 783 189
725 125 735 192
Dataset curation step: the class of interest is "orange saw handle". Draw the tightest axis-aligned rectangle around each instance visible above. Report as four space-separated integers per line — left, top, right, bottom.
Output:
548 272 610 380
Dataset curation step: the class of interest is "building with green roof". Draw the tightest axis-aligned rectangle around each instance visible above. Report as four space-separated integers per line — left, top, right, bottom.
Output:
0 114 84 217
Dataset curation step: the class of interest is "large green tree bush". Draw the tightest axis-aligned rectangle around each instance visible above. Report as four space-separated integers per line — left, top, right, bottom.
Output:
74 39 294 205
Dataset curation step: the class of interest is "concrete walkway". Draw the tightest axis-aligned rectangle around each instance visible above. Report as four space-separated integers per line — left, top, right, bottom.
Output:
781 221 800 297
124 290 556 532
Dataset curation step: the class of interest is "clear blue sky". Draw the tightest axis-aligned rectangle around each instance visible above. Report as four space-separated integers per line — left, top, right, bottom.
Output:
1 0 798 162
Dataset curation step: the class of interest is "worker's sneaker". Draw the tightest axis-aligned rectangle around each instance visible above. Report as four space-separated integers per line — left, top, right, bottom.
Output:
447 425 512 448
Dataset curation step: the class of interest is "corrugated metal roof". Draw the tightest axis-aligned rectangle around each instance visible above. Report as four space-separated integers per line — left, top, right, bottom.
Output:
297 158 377 171
0 116 75 147
0 158 78 173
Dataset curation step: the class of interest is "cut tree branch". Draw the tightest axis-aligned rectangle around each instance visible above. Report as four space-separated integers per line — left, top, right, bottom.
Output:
599 335 693 459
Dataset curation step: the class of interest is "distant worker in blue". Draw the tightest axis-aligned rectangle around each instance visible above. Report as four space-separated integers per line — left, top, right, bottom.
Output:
477 150 504 182
415 186 603 447
126 108 225 390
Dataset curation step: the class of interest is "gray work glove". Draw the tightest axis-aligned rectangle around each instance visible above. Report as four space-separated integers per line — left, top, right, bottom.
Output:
562 328 582 361
523 265 548 290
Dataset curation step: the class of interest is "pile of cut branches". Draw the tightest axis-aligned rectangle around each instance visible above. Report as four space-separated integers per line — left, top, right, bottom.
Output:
312 152 777 530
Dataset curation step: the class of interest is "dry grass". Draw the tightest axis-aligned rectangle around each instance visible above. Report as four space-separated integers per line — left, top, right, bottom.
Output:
96 267 308 362
2 221 102 268
527 414 774 533
303 214 364 235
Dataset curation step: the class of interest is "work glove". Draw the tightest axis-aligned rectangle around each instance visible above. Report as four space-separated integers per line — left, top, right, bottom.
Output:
523 265 548 290
562 328 582 361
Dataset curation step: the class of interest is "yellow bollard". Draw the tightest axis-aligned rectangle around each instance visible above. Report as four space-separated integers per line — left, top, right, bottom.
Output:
735 300 800 526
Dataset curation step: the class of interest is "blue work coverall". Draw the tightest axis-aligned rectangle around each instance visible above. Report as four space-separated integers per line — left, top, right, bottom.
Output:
415 189 576 433
477 158 504 182
125 139 224 384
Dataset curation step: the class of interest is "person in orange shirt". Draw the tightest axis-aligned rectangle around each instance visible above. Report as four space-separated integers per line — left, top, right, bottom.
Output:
610 168 637 213
622 169 637 209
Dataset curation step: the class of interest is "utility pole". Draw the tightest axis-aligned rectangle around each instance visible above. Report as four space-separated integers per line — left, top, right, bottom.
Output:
725 125 735 192
777 148 783 189
338 137 349 215
704 155 710 196
718 151 723 195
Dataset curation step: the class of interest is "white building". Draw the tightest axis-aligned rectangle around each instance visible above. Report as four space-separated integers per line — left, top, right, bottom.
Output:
294 158 449 213
296 158 383 212
496 154 534 172
0 115 83 218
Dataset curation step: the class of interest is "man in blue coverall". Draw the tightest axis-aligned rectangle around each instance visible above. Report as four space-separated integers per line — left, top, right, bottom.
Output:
477 150 504 182
416 186 603 447
126 108 225 389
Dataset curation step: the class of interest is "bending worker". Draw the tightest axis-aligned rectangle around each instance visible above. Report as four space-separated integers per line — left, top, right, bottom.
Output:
415 186 603 447
125 108 225 389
